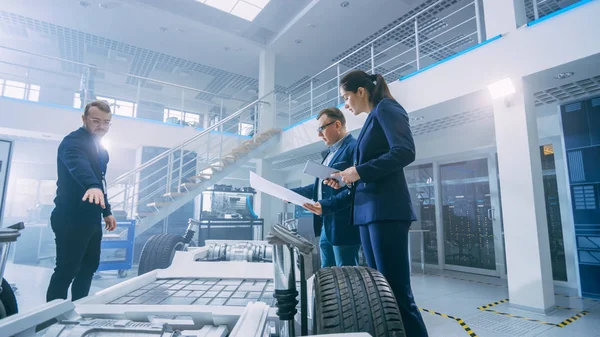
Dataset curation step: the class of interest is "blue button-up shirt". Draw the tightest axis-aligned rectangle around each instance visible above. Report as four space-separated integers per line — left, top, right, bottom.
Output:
318 133 349 200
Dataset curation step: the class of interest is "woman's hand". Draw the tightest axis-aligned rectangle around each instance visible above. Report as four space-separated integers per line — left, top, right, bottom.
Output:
331 166 361 185
323 178 341 189
303 202 322 215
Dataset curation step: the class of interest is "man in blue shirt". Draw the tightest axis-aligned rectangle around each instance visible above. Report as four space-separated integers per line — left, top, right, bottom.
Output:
47 100 117 302
292 107 361 267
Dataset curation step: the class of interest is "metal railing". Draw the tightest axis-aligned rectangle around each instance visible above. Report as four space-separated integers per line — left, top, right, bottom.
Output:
0 46 254 133
280 0 484 127
106 91 272 219
525 0 588 22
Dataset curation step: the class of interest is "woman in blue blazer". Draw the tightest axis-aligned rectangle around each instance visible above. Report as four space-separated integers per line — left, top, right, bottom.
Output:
303 70 429 337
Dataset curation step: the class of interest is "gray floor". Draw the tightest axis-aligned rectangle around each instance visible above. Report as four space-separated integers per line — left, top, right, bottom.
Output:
4 262 600 337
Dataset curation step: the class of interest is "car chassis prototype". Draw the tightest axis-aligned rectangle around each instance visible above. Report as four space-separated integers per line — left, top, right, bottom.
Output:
0 223 405 337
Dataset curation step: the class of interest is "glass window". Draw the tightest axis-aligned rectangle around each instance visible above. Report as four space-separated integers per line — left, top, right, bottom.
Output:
440 158 496 270
540 144 568 281
164 108 183 123
27 84 41 102
184 112 201 125
73 92 81 108
115 99 136 117
238 122 254 136
3 80 26 99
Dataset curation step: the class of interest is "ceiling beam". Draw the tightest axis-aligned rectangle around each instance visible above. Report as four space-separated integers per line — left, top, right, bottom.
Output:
267 0 323 48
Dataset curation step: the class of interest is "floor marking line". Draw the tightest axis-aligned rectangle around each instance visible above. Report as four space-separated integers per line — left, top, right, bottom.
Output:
419 307 478 337
478 299 590 328
556 311 589 328
477 298 509 310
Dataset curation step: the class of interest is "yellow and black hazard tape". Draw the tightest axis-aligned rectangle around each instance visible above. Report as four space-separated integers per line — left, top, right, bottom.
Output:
478 298 590 328
424 273 505 288
477 298 509 310
483 309 557 326
419 307 477 337
556 311 589 327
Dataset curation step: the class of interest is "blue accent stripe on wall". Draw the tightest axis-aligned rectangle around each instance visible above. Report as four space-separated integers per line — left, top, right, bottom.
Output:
399 35 503 81
527 0 595 27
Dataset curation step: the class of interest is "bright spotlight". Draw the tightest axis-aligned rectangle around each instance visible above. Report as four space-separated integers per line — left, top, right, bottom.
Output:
101 138 110 151
487 78 516 99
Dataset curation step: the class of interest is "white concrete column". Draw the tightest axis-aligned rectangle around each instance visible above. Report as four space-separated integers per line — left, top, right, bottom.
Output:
493 77 555 313
253 159 284 235
482 0 527 37
258 49 277 133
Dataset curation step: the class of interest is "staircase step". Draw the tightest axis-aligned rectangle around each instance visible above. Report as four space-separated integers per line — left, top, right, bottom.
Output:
163 192 187 198
188 174 212 182
137 212 158 218
210 162 225 171
181 182 201 190
147 201 172 208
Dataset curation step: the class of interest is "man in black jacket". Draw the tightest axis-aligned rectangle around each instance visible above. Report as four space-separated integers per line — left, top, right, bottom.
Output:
46 100 117 302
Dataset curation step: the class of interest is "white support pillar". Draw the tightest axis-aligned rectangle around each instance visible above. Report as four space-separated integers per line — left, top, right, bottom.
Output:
493 78 556 313
253 159 284 236
258 49 277 133
482 0 527 37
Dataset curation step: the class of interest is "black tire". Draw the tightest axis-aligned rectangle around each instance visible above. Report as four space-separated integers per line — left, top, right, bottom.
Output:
0 278 18 319
313 266 405 337
137 233 186 275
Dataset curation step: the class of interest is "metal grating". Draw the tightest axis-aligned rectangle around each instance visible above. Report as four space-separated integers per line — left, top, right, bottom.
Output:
467 311 553 336
109 278 275 307
412 106 494 136
533 76 600 106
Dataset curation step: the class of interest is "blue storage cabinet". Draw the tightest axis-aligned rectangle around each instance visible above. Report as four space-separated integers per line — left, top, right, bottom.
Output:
98 220 136 277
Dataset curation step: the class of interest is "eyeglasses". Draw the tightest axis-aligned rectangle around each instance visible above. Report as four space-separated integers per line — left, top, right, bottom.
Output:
317 121 336 133
87 117 112 127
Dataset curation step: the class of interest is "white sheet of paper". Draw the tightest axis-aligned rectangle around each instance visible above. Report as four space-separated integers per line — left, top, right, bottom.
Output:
249 171 313 207
303 161 346 187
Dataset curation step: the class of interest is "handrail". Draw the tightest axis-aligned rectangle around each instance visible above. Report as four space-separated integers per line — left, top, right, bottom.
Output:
286 0 445 93
0 46 250 104
107 90 274 187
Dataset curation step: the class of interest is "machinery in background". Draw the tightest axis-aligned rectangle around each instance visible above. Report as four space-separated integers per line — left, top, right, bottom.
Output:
0 222 24 319
200 184 258 220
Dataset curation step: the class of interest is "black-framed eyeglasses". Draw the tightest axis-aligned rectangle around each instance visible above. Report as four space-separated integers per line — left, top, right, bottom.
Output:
317 121 336 133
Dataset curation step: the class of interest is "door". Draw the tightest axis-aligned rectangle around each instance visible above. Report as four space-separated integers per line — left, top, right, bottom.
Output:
439 156 505 276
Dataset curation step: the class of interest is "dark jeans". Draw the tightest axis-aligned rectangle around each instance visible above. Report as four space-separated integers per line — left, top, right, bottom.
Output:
319 225 360 267
46 222 102 302
359 221 429 337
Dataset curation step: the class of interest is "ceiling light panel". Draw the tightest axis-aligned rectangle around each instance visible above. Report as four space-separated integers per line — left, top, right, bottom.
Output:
232 1 262 21
199 0 270 21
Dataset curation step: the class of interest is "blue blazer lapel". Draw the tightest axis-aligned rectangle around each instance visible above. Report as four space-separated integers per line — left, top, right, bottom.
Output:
329 134 353 166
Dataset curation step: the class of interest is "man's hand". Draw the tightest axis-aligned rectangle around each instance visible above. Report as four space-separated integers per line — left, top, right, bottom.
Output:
331 166 361 185
303 202 322 215
323 178 342 189
83 188 105 208
104 215 117 231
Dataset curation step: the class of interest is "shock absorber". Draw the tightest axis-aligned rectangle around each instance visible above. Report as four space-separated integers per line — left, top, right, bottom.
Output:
183 218 197 245
272 244 298 337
